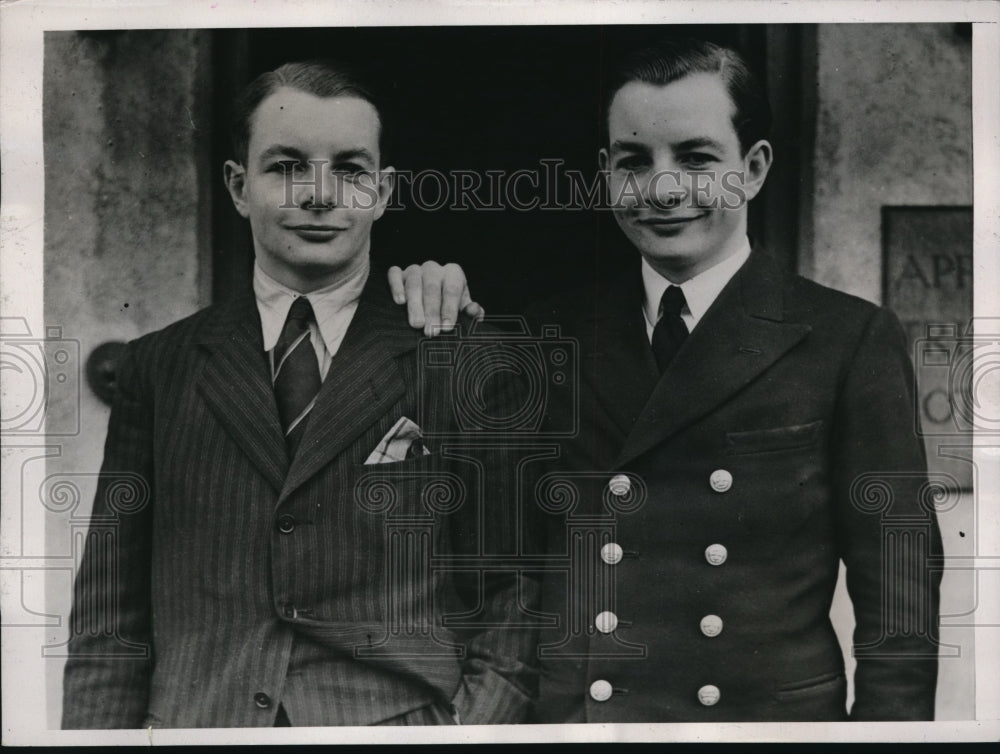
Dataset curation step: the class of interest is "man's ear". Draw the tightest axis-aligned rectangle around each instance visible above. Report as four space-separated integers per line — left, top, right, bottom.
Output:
598 148 610 174
741 139 773 203
372 165 396 222
223 160 250 218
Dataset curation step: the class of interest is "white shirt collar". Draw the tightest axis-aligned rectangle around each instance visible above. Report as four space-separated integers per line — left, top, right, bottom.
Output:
642 236 752 335
253 261 369 353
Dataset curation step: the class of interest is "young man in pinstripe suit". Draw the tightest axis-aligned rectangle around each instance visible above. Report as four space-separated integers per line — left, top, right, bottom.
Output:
62 61 539 728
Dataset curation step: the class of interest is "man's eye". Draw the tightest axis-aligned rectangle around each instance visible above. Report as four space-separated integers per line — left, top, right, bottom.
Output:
614 156 648 172
333 164 368 179
681 153 717 169
270 161 301 174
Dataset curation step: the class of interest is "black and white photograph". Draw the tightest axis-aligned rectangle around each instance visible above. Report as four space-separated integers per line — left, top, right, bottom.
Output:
1 0 998 745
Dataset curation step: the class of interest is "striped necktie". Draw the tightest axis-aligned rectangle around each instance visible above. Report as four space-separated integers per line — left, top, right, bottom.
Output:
272 296 322 459
651 285 689 373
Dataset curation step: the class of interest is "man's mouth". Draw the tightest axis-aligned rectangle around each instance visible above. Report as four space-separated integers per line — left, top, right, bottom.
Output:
637 212 708 227
635 212 709 234
286 224 348 241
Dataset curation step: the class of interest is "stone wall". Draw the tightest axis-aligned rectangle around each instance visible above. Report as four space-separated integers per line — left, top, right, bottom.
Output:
42 29 211 727
810 23 973 721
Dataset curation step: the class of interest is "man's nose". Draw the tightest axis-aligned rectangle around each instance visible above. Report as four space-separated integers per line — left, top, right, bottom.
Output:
295 161 336 210
646 161 687 211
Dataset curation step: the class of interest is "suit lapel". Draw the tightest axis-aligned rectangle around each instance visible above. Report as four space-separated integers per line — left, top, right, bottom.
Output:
584 264 661 438
195 293 289 493
280 277 420 501
615 250 811 468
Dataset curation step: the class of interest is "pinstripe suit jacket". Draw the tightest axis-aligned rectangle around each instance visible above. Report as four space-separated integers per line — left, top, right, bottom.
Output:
62 273 540 728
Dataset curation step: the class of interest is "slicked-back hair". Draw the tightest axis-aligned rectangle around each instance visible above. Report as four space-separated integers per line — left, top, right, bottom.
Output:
230 60 387 166
604 38 772 156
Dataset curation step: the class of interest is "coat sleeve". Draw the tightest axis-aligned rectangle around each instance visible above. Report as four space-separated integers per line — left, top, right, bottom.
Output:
832 306 942 720
62 340 154 728
447 341 542 724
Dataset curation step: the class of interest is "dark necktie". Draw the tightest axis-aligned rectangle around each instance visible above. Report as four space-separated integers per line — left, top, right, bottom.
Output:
272 297 322 458
651 285 689 372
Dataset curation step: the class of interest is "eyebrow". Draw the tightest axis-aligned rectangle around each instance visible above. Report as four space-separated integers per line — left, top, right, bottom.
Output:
610 137 727 154
673 137 726 152
610 140 651 154
258 145 307 163
258 145 377 165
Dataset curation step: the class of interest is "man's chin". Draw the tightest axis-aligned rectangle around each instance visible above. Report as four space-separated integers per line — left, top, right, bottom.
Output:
634 241 697 266
263 250 369 291
634 243 707 279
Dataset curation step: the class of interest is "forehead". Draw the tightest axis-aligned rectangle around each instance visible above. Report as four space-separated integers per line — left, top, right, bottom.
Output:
247 86 381 157
608 73 738 148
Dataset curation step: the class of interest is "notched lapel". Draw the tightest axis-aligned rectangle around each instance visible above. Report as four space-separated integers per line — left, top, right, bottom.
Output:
616 251 811 468
195 294 289 493
586 269 661 438
280 281 418 501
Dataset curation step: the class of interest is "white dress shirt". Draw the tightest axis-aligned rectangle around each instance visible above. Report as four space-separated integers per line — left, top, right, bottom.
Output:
254 261 368 381
641 237 752 342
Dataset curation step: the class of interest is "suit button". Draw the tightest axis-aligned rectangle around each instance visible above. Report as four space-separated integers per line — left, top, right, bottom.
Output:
594 611 618 634
705 543 728 566
282 604 297 620
700 614 723 637
697 684 721 706
608 474 631 496
709 469 733 492
254 692 271 709
600 542 624 565
277 514 296 534
589 679 613 702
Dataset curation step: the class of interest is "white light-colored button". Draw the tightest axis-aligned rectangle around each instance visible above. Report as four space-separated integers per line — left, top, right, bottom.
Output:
589 679 613 702
594 611 619 634
697 684 721 706
709 469 733 493
601 542 624 565
700 614 723 637
705 544 728 566
608 474 631 496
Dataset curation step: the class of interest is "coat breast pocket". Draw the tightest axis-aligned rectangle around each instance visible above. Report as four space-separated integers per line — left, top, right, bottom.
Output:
725 419 824 456
721 420 828 555
353 452 468 523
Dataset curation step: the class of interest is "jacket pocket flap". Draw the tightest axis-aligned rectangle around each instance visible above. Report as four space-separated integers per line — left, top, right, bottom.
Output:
773 671 845 701
726 419 823 455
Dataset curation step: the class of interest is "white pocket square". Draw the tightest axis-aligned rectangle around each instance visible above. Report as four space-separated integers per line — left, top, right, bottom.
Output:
364 416 431 465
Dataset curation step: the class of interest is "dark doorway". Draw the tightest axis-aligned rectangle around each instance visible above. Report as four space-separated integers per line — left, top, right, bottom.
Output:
211 25 815 312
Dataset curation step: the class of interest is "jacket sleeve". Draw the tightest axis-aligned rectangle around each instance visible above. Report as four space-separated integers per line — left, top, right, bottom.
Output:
447 341 542 724
62 341 154 728
832 306 942 720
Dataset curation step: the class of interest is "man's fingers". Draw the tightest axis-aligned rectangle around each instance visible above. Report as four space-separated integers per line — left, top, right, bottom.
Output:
403 264 425 328
438 264 467 332
458 287 486 324
422 269 443 337
387 266 406 305
461 301 486 322
394 260 474 336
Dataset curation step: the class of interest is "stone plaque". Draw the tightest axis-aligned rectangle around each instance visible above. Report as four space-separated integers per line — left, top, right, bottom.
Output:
883 206 973 489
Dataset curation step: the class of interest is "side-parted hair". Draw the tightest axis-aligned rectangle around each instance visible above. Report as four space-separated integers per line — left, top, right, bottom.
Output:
604 38 772 155
230 59 387 166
